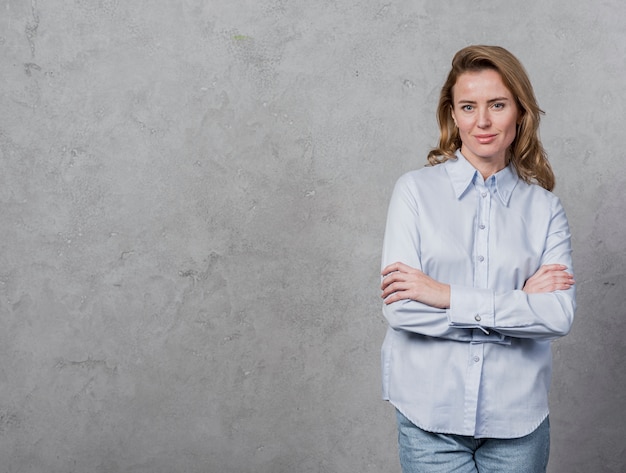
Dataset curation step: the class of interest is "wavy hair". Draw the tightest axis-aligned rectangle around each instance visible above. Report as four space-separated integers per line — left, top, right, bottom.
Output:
427 45 555 191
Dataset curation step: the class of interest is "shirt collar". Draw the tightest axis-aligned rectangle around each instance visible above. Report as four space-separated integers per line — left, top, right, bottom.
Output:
445 149 519 206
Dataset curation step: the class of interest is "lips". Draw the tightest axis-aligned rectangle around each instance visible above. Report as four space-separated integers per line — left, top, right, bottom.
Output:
474 134 497 144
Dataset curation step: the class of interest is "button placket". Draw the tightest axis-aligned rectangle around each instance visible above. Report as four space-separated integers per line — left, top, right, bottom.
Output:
463 343 485 432
475 183 490 288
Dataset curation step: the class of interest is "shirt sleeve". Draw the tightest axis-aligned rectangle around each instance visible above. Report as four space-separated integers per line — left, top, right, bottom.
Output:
381 174 506 343
448 197 576 340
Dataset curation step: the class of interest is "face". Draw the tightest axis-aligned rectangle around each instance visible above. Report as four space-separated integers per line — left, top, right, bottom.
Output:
451 69 520 172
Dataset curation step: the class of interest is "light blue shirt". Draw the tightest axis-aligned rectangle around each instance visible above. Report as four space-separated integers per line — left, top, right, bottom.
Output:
381 150 576 438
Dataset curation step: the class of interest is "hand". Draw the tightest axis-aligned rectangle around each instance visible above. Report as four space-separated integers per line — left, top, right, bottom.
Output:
381 262 451 309
523 264 575 293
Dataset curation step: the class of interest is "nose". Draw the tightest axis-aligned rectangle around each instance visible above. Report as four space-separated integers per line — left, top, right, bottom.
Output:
477 108 491 128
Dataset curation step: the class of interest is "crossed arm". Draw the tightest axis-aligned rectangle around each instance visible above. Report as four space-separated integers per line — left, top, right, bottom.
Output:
381 262 575 307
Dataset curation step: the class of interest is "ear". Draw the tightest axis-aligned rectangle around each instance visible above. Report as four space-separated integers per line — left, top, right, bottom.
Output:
451 109 458 127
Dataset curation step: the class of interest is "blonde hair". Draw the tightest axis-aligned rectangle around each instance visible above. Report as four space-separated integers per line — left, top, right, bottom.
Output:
427 45 555 191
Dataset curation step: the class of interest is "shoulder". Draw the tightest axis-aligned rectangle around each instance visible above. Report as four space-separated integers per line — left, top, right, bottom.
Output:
391 163 457 206
515 179 558 201
394 164 447 189
514 180 566 214
387 166 449 215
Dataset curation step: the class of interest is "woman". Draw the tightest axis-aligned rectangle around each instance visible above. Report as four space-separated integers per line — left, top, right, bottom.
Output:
380 45 576 472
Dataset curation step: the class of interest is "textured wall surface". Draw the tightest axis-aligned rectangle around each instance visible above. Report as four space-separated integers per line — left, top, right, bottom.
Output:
1 1 625 472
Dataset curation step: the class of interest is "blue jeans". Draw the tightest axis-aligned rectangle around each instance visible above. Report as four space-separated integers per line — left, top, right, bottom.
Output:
396 410 550 473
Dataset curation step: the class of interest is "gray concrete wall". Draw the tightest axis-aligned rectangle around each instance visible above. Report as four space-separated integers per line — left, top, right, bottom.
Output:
0 1 624 472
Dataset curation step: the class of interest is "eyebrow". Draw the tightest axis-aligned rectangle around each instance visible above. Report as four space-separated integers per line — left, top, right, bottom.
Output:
456 97 511 104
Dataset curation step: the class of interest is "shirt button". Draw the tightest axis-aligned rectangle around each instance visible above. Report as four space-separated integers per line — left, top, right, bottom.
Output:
473 356 480 363
478 255 484 262
475 314 481 322
481 192 487 198
479 224 485 230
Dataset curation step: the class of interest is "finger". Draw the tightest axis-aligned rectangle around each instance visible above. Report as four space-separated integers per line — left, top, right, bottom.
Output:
528 266 570 285
381 262 399 276
381 272 404 290
538 264 568 274
381 281 408 299
548 281 574 292
556 275 576 287
524 270 574 293
381 261 411 276
548 271 575 284
556 272 575 281
383 290 409 305
539 275 575 291
539 270 572 281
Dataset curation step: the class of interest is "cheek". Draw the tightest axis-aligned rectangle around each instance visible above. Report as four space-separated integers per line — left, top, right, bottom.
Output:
506 120 519 138
499 115 518 138
455 117 472 133
459 124 474 137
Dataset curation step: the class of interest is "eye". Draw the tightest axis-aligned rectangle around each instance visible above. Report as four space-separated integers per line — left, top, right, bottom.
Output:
461 104 474 112
492 102 505 110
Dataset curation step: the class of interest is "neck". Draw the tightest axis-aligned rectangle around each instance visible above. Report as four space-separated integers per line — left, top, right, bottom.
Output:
474 161 506 180
460 148 507 180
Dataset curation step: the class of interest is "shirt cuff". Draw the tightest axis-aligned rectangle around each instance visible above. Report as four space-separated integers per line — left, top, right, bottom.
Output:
448 285 495 331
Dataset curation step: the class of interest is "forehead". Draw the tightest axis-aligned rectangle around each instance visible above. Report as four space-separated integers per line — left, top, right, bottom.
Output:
452 69 514 100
